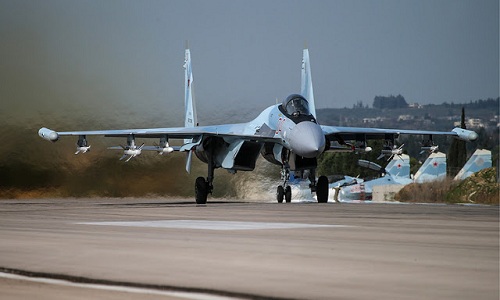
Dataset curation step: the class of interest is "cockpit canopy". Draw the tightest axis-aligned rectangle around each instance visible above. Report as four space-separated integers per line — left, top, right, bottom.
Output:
281 94 311 117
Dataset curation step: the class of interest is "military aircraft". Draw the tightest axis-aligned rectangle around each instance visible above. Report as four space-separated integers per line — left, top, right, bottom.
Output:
38 48 478 204
335 154 413 201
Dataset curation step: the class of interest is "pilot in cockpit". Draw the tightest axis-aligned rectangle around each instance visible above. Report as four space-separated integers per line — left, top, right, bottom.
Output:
284 95 310 117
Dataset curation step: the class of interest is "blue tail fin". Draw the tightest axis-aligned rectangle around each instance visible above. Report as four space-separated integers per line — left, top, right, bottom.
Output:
413 152 447 183
454 149 492 180
385 154 410 178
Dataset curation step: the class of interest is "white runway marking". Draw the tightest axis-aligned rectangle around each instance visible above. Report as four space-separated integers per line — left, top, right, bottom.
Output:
0 272 240 300
78 220 350 230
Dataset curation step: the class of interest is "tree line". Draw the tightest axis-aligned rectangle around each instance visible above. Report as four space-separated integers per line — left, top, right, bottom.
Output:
372 94 408 109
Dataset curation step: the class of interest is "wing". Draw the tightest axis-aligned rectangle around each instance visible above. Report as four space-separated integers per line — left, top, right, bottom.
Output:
321 125 478 142
39 122 281 149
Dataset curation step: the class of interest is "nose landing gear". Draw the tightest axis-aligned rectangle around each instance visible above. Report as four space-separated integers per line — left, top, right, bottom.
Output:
277 167 292 203
277 185 292 203
276 167 329 203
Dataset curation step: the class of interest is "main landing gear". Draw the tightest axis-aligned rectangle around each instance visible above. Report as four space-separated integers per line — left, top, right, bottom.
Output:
315 175 329 203
195 150 215 205
195 177 211 205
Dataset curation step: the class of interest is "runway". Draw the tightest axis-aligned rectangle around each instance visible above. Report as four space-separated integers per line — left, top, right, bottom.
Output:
0 198 498 300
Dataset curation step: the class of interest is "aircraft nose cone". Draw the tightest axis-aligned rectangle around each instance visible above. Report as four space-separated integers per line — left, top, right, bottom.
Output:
289 121 326 158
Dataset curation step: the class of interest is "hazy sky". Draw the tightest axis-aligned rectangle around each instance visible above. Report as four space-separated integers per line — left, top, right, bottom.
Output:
1 0 498 126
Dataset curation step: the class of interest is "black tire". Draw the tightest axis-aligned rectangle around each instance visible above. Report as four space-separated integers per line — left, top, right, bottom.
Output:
285 186 292 203
195 177 208 204
277 186 285 203
316 175 329 203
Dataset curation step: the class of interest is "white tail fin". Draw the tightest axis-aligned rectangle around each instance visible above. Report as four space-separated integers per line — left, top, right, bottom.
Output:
301 48 316 119
413 152 447 183
385 154 410 178
183 47 197 173
184 48 197 130
454 149 492 180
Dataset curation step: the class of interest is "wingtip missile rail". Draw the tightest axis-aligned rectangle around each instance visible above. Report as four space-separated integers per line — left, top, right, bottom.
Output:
452 128 478 142
38 127 59 142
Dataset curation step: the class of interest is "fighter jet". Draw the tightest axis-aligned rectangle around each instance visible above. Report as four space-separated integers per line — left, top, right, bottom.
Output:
38 48 478 204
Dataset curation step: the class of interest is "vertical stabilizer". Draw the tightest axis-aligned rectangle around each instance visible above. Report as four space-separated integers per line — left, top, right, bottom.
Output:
385 154 410 178
301 48 316 118
414 152 447 183
183 47 197 173
184 48 197 130
454 149 492 180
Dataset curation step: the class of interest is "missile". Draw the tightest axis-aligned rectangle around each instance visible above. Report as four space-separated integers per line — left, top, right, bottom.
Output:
378 144 404 161
452 128 478 142
118 143 145 162
157 141 174 155
419 145 439 155
346 142 372 153
328 145 372 153
351 145 372 154
120 149 142 162
38 127 59 142
75 145 91 155
158 145 174 155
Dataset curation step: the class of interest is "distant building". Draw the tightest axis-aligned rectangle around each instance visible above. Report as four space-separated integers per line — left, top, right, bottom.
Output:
490 115 499 127
467 118 485 128
408 103 423 109
363 117 386 124
398 115 413 121
454 118 485 128
442 116 459 121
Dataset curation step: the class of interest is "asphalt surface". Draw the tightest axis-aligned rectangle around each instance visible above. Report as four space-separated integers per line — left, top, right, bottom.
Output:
0 198 498 300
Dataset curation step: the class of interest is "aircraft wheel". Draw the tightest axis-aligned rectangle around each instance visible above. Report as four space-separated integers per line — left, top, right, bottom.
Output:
316 175 329 203
277 186 284 203
195 177 208 204
285 186 292 203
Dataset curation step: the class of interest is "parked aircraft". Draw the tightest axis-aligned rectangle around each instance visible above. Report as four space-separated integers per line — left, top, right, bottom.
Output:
454 149 492 181
38 48 478 204
334 150 453 201
335 154 412 201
